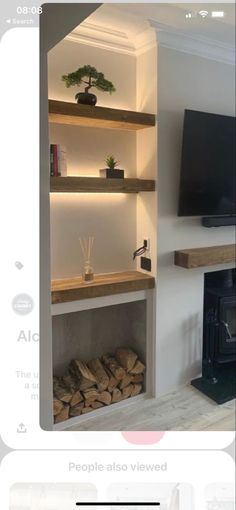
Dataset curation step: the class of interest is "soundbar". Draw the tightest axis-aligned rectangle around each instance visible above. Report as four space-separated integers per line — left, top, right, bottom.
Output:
202 215 236 227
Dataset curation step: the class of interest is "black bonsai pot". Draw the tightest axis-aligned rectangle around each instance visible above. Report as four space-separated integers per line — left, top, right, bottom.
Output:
99 168 124 179
75 92 97 106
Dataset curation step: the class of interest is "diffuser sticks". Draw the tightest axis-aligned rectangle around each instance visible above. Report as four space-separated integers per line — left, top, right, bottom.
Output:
79 236 94 282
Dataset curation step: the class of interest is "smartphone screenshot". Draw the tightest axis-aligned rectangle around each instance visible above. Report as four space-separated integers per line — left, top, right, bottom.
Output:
0 1 235 509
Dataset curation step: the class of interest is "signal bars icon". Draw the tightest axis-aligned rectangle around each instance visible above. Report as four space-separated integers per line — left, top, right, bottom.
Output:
186 9 225 20
185 10 210 19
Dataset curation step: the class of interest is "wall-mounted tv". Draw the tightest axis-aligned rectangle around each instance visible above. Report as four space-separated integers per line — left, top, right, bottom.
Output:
178 109 236 217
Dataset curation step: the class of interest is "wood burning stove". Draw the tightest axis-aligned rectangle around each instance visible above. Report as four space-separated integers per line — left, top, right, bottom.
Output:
192 269 236 404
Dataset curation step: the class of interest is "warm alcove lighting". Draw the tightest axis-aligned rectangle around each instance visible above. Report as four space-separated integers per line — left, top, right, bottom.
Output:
50 192 128 200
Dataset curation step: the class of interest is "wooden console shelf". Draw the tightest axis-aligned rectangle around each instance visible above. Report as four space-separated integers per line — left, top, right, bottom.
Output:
50 176 155 193
51 271 155 303
48 100 156 130
174 244 235 269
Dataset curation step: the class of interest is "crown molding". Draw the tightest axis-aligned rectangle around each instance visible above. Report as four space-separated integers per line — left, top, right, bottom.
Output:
150 20 235 65
82 21 128 41
66 22 156 57
133 28 157 56
64 17 235 63
66 31 135 56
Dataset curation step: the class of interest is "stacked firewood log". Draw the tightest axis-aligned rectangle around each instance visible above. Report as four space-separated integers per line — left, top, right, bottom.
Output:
53 348 145 423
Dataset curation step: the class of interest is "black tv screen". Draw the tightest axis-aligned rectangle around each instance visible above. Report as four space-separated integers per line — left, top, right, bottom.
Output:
178 109 236 216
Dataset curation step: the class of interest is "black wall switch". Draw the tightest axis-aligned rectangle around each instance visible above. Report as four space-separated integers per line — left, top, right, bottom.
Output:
141 256 151 272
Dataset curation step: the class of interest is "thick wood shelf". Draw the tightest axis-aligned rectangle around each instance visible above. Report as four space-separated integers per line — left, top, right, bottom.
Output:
51 271 155 303
50 176 155 193
174 244 235 269
48 100 156 130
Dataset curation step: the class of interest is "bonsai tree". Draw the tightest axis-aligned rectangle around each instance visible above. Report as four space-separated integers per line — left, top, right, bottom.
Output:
105 155 118 170
62 65 116 105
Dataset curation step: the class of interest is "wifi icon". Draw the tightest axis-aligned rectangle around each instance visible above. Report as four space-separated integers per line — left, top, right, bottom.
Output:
199 10 209 18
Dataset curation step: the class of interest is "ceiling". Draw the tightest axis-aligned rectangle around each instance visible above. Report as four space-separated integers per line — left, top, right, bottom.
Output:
73 3 235 49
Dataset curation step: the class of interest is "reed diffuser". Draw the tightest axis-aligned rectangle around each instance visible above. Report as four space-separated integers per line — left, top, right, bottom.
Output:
79 236 94 282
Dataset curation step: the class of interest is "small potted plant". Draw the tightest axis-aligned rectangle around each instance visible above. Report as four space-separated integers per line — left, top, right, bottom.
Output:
62 65 116 106
100 155 124 179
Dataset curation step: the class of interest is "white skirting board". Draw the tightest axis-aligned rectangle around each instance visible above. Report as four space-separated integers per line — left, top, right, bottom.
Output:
53 392 149 431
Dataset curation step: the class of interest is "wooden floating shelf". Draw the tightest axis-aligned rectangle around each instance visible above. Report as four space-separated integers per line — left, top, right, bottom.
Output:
174 244 235 269
51 271 155 304
48 100 156 131
50 176 155 194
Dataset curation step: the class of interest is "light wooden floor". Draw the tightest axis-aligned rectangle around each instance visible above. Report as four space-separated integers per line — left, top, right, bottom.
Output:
67 384 235 431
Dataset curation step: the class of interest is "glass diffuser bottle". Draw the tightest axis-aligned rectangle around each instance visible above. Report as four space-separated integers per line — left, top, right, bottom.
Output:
79 236 94 283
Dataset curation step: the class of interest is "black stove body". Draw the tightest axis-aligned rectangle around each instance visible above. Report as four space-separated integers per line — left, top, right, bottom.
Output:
192 269 236 404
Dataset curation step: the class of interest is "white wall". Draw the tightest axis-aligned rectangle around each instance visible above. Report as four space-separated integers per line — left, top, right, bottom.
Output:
136 45 157 277
48 39 138 278
48 36 157 279
48 39 136 109
156 47 235 395
40 3 101 429
50 193 137 278
42 7 157 429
